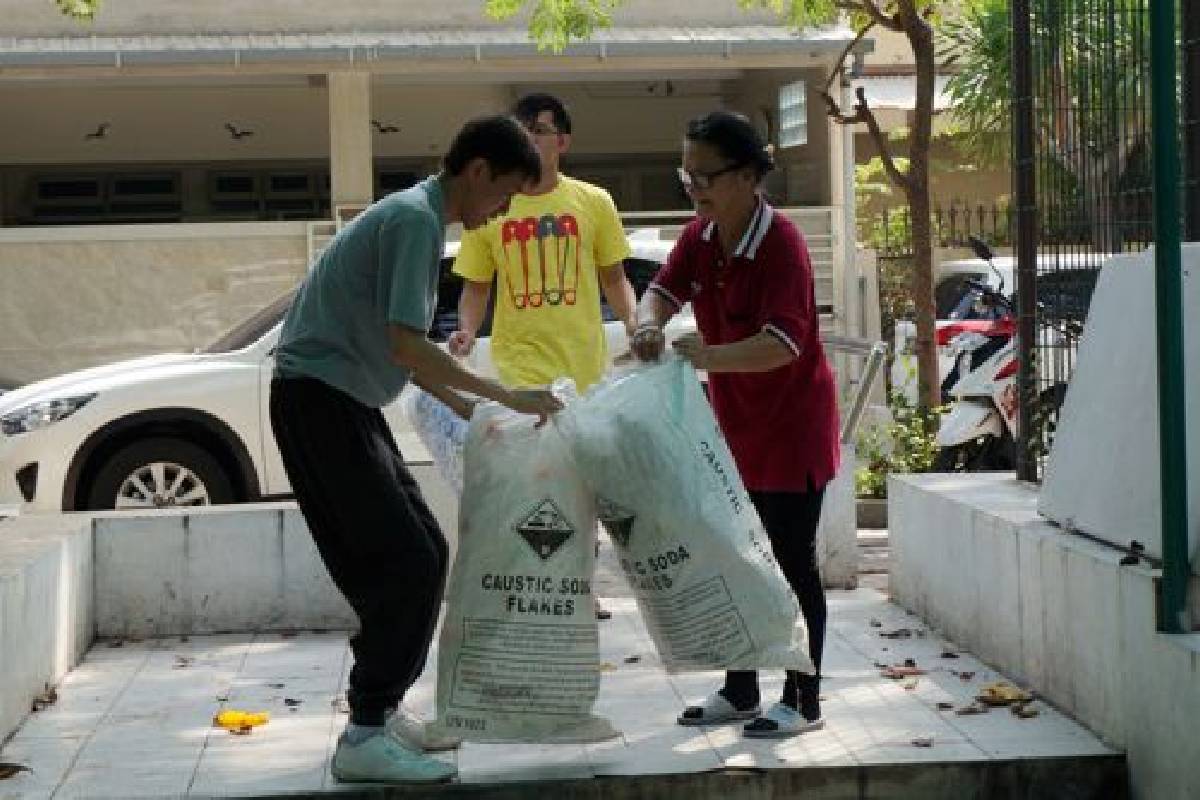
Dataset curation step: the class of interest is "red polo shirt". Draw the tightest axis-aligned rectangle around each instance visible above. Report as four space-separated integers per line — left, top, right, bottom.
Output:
649 201 840 493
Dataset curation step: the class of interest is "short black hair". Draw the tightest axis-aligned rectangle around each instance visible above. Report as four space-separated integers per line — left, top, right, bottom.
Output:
685 110 775 181
513 93 572 135
443 114 543 182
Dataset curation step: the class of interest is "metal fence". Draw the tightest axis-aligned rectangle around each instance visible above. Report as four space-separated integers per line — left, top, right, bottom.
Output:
862 200 1013 257
1009 0 1200 480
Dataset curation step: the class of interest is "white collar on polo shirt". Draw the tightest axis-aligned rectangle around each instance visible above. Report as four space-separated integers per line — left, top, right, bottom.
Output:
700 196 774 261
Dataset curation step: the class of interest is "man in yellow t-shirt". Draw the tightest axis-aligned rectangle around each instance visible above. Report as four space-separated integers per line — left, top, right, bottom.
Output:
449 93 636 392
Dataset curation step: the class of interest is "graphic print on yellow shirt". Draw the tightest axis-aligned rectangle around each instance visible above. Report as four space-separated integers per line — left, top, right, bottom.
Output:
453 177 630 391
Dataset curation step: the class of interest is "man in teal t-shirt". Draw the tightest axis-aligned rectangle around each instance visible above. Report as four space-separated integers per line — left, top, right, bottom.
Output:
270 115 558 786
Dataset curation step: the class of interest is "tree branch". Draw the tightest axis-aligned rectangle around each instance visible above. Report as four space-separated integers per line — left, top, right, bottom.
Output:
819 86 912 193
823 22 876 97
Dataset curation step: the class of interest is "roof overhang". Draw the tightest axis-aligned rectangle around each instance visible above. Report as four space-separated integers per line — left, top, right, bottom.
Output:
0 25 872 79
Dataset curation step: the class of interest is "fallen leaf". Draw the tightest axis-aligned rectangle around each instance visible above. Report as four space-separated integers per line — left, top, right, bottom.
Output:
216 695 229 703
881 665 926 679
880 628 912 639
283 698 302 707
954 671 976 681
1012 702 1040 719
229 726 254 736
623 655 641 664
873 661 889 669
977 681 1032 706
31 686 58 712
955 702 989 715
940 651 960 659
173 656 194 669
936 701 954 711
903 658 917 668
0 763 32 780
911 737 934 748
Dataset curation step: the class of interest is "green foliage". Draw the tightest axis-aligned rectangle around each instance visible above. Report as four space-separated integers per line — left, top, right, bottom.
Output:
940 0 1011 165
54 0 100 20
485 0 625 52
735 0 840 29
855 391 945 499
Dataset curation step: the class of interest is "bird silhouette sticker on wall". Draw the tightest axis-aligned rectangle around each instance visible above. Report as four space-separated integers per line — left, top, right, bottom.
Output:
224 123 255 140
371 120 400 134
84 123 110 140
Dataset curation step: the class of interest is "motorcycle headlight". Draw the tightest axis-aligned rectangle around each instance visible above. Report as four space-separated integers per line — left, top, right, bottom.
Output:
1 394 96 435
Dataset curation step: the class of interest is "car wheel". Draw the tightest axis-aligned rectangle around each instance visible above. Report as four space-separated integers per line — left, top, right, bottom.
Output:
86 437 235 511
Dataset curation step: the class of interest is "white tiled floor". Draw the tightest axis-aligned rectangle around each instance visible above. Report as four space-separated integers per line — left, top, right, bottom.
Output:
0 589 1118 798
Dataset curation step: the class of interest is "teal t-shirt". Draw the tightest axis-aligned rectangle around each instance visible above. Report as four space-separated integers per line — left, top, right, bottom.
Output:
275 175 445 408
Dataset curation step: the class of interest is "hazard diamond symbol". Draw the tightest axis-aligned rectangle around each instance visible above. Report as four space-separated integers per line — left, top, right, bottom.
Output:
596 497 636 549
515 499 575 560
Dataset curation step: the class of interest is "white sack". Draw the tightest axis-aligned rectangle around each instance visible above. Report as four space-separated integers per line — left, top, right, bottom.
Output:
558 358 813 674
433 398 617 743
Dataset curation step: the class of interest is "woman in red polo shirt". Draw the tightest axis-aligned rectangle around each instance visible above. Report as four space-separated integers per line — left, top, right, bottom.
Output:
631 110 839 738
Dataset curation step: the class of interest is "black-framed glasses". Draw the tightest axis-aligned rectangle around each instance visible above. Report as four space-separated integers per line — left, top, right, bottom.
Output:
524 122 560 137
677 162 746 192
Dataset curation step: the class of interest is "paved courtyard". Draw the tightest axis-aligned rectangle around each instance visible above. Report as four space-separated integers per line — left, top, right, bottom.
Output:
0 585 1117 799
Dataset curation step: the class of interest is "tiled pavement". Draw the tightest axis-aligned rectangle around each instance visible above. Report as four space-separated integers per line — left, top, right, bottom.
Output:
0 587 1117 799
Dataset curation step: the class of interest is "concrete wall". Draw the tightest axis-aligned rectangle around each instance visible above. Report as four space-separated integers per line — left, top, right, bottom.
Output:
0 514 94 743
891 474 1200 800
92 504 355 638
1040 246 1200 569
0 222 306 385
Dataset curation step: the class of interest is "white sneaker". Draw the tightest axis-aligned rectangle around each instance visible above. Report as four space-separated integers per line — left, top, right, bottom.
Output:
331 732 456 784
386 707 462 752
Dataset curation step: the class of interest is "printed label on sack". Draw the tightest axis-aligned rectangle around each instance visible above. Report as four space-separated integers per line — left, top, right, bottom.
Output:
515 499 574 560
446 618 600 720
596 496 636 548
638 576 754 667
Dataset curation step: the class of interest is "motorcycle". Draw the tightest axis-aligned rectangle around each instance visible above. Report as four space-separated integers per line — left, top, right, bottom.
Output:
933 236 1081 472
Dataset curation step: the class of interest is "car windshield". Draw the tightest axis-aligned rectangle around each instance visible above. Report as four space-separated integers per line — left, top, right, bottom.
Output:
201 290 297 354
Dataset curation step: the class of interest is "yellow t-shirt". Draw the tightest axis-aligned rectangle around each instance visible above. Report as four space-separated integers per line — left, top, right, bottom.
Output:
453 176 631 391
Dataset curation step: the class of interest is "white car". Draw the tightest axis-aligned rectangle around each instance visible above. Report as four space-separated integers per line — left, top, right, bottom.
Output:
0 234 686 513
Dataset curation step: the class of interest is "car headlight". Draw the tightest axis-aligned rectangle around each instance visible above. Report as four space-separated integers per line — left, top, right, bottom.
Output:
1 394 96 435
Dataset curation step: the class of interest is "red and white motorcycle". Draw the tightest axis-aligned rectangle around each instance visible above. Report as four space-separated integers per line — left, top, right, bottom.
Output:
933 282 1020 471
933 237 1079 471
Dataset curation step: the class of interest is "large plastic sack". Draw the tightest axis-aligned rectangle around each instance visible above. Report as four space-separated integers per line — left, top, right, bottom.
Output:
432 396 618 743
557 357 813 674
401 388 468 493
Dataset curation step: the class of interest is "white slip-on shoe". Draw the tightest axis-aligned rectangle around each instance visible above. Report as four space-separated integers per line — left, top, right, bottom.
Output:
386 707 462 752
742 701 825 739
677 692 761 726
331 732 457 784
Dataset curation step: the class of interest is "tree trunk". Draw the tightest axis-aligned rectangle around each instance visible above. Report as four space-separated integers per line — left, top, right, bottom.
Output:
904 5 940 411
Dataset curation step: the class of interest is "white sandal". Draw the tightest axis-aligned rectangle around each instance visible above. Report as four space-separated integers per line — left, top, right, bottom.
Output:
677 692 761 726
742 701 825 738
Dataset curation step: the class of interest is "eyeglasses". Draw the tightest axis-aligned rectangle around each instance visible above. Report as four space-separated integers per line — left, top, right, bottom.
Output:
524 123 560 137
677 162 746 192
